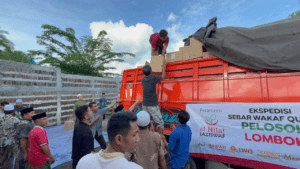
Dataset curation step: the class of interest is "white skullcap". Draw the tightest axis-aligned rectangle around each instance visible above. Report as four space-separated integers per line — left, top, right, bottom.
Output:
4 104 14 111
16 99 23 103
136 111 150 127
77 94 83 97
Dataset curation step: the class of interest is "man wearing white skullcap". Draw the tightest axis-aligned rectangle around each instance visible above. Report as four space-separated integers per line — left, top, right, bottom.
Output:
73 94 87 125
0 104 20 169
132 111 167 169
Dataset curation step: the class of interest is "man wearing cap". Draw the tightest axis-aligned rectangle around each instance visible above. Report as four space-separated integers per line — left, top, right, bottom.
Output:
14 99 27 120
28 112 55 169
132 111 167 169
0 104 20 169
14 107 35 169
0 101 9 118
73 94 87 125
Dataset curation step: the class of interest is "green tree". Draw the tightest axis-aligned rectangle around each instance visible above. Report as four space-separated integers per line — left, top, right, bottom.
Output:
0 48 34 64
0 28 14 52
0 28 34 64
288 0 300 18
29 24 135 77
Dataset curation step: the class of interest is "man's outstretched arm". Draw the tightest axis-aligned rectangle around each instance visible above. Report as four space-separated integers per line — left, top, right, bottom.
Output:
107 99 120 109
89 115 100 127
129 100 142 112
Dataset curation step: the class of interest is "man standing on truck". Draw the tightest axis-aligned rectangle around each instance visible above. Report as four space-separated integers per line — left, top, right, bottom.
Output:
141 63 166 137
150 29 169 56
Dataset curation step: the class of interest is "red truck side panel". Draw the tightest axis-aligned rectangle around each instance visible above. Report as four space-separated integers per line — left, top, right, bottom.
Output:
119 57 300 169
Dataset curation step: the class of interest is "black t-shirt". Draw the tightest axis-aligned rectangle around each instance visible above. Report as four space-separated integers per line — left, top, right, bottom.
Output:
142 75 162 106
72 121 94 161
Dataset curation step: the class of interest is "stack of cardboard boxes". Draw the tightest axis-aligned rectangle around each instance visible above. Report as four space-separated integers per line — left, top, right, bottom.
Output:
173 37 214 62
143 38 215 72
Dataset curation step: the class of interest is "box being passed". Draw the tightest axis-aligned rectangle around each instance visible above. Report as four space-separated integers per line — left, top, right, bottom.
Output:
166 51 182 63
150 55 164 72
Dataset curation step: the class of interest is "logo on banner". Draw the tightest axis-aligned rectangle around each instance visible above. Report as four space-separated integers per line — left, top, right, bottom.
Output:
229 146 238 153
284 154 300 161
200 114 225 138
229 146 253 154
209 144 226 150
205 114 218 126
257 150 280 159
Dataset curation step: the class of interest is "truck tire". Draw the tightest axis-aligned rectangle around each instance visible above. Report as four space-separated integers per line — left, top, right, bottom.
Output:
189 157 197 169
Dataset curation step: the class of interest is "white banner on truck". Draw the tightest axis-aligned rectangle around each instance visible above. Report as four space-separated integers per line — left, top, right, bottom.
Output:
186 103 300 168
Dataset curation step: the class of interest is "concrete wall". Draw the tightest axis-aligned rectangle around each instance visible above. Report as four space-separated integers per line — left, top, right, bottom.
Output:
0 60 121 127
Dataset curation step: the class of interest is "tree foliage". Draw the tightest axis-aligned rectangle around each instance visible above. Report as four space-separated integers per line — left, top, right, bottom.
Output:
0 48 34 64
288 10 300 18
288 0 300 18
29 24 135 77
0 28 14 52
0 28 34 64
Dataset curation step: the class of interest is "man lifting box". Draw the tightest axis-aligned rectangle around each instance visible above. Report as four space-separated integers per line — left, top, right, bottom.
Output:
150 30 169 56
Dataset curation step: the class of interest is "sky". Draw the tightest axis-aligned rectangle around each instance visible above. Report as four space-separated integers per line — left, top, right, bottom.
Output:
1 0 299 75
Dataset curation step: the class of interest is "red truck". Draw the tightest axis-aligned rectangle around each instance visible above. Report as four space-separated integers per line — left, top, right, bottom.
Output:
119 56 300 169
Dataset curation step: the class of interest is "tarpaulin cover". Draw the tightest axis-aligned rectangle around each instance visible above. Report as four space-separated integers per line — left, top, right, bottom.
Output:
184 17 300 71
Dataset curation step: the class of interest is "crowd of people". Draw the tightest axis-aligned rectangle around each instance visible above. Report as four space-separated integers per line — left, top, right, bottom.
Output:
0 63 192 169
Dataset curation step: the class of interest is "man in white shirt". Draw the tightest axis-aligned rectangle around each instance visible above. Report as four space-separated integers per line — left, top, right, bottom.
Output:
76 111 143 169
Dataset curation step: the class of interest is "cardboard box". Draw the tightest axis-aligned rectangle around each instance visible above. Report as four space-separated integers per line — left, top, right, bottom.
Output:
166 51 183 63
64 121 75 131
190 37 203 48
203 52 215 58
150 55 164 72
180 46 203 61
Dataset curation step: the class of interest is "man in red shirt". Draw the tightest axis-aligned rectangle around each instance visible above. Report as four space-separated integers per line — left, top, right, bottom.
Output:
150 30 169 56
28 112 55 169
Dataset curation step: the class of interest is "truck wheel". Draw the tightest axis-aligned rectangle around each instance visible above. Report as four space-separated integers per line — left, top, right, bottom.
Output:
189 157 197 169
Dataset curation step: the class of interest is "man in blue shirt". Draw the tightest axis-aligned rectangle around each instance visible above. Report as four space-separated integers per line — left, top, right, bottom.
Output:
168 110 192 169
99 93 107 120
